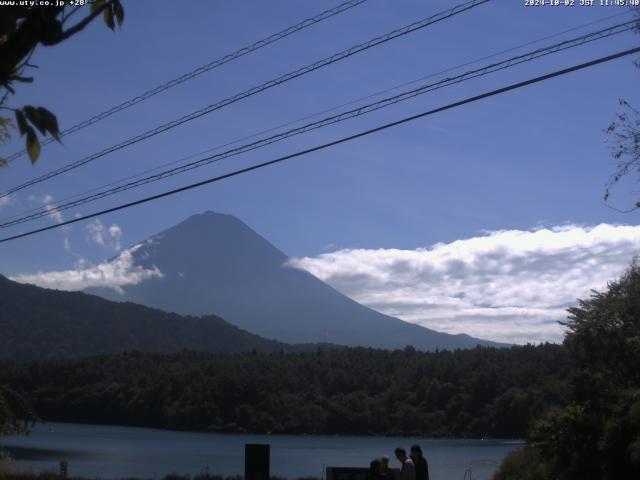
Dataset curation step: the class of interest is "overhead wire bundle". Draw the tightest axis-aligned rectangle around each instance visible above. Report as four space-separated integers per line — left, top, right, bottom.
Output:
0 0 491 199
0 19 636 230
1 0 638 243
1 9 631 227
2 44 639 244
4 0 370 163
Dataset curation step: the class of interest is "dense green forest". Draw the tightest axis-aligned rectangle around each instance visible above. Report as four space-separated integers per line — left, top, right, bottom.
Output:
0 344 567 438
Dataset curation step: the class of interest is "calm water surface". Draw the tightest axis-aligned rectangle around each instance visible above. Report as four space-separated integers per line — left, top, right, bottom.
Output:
0 423 523 480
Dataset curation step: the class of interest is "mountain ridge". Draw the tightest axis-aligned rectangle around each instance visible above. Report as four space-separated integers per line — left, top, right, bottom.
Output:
88 211 506 350
0 274 308 360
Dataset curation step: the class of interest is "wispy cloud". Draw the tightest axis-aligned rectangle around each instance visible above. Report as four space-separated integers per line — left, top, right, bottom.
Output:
288 224 640 344
109 224 122 246
11 244 163 293
0 194 11 211
86 218 123 251
28 193 63 224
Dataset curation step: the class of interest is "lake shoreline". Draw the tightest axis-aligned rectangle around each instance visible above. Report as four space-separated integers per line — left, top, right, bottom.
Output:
16 420 525 443
0 471 317 480
0 422 523 480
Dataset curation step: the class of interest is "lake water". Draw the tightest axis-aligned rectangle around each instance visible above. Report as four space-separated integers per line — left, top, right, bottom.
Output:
0 423 523 480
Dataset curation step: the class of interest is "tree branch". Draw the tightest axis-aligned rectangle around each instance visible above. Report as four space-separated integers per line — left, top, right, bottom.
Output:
0 7 63 86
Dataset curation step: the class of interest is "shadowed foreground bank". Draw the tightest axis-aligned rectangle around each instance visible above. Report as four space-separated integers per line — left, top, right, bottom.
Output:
0 473 319 480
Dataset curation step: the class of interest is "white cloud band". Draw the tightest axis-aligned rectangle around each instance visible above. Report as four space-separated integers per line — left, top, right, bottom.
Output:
11 245 162 293
288 224 640 344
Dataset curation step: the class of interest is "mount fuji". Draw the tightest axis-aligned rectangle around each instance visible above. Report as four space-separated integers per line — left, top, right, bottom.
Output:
87 211 506 350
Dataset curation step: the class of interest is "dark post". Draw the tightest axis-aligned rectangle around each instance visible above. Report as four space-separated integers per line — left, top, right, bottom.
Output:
59 460 68 477
245 443 270 480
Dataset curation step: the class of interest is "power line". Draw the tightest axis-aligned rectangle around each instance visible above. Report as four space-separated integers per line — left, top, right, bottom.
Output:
1 45 638 245
0 0 491 199
4 20 635 228
2 10 631 226
4 0 370 164
3 20 635 229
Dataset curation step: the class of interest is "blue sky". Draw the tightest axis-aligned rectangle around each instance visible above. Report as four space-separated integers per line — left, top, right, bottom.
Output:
2 0 640 342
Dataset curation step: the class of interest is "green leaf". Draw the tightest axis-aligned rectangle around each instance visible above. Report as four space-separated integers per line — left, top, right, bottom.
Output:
25 127 40 164
37 107 61 141
23 106 46 136
114 0 124 28
104 5 115 31
14 110 28 136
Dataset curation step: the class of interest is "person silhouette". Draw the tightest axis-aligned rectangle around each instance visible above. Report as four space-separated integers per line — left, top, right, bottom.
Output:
370 458 382 480
395 448 415 480
380 455 392 480
410 445 429 480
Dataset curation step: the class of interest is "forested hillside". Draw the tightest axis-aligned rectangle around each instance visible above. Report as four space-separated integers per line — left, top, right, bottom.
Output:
0 275 290 359
493 261 640 479
0 344 567 438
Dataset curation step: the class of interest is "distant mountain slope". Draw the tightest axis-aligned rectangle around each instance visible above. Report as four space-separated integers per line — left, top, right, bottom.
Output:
0 275 291 360
88 211 506 350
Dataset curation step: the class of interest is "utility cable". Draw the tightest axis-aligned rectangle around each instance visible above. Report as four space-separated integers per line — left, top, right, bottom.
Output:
1 45 638 244
2 10 631 225
4 0 370 163
2 20 635 229
0 0 490 199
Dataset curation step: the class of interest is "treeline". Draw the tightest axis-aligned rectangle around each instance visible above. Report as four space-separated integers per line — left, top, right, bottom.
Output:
0 344 567 438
